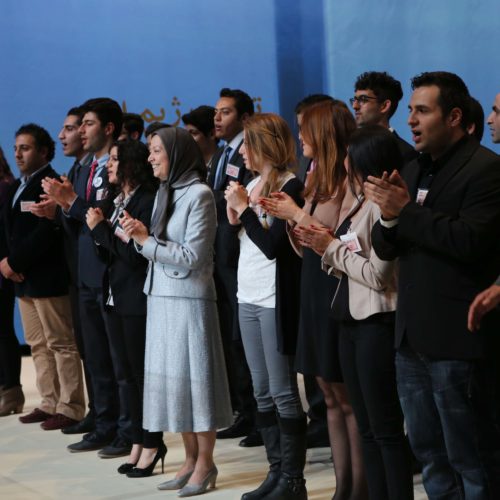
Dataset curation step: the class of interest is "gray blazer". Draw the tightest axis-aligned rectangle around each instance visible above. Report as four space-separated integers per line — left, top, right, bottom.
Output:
139 182 217 301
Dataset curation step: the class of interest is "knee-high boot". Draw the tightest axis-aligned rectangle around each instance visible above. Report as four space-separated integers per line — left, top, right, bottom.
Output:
241 411 281 500
263 413 307 500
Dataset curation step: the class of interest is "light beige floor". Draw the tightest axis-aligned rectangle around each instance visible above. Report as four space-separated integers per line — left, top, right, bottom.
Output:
0 357 428 499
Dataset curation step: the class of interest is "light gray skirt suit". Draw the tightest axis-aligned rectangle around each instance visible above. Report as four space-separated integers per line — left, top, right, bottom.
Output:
139 181 232 433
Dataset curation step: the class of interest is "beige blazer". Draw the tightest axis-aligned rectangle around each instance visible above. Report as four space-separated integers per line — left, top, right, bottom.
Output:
321 197 397 320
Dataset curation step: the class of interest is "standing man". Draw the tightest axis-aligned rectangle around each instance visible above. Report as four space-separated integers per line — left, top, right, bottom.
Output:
43 98 130 457
365 71 500 498
486 92 500 143
351 71 418 164
0 123 85 430
208 88 259 446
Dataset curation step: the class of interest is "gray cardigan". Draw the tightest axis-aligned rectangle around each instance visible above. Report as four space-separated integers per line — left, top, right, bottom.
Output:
139 182 217 301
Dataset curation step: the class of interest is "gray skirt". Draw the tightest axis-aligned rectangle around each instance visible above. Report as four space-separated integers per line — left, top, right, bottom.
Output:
143 295 233 433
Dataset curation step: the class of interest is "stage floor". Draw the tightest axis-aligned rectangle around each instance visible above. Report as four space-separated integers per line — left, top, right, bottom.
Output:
0 357 427 499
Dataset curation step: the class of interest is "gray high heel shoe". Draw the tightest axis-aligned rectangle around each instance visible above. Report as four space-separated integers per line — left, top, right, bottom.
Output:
177 466 218 497
157 470 194 490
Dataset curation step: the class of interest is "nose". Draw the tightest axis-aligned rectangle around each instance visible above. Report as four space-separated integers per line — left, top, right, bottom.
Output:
352 99 360 110
58 129 65 140
148 152 153 163
487 111 494 125
78 124 85 135
408 110 417 127
214 111 221 123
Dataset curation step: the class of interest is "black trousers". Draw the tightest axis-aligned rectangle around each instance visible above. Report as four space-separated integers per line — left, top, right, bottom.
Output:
104 308 162 447
0 286 21 388
338 319 413 500
78 285 120 438
214 265 256 420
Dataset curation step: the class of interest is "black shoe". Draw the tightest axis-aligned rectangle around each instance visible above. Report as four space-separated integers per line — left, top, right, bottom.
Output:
98 436 132 458
67 432 113 453
126 442 167 478
239 428 264 447
217 414 253 439
117 462 137 474
61 412 95 435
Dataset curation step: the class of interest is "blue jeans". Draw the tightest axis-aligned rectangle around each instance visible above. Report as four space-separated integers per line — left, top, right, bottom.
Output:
396 347 491 500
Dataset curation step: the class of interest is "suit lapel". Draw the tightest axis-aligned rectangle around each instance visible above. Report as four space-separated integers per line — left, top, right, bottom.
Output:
208 147 223 188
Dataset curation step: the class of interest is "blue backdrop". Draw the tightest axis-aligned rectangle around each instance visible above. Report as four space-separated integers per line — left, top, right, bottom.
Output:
1 0 498 343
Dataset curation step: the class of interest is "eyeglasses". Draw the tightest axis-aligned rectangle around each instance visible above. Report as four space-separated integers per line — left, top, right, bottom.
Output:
349 95 379 106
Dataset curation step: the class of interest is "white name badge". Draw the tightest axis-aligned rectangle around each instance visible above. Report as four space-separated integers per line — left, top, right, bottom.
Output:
114 225 130 244
96 188 106 201
226 163 240 178
93 176 103 188
340 232 362 253
416 188 429 206
20 201 35 212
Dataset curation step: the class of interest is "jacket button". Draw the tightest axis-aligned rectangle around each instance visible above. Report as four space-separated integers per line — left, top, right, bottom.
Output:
173 271 179 276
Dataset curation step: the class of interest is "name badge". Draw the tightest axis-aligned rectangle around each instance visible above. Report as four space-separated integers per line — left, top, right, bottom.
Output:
416 188 429 206
226 163 240 178
96 188 106 201
340 232 362 253
114 225 130 244
20 201 35 212
93 176 103 188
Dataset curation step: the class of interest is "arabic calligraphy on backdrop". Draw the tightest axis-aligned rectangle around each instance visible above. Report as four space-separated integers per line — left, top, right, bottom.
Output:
122 96 263 125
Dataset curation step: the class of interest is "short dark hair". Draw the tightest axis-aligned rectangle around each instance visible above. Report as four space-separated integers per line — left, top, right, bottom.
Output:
348 125 403 194
354 71 404 118
182 106 216 137
219 88 254 117
411 71 470 130
144 121 170 138
467 96 484 142
114 140 158 192
15 123 55 162
294 94 334 115
81 97 123 140
66 106 85 124
122 112 145 140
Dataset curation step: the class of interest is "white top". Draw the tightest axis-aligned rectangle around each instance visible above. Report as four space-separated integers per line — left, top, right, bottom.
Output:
237 176 276 308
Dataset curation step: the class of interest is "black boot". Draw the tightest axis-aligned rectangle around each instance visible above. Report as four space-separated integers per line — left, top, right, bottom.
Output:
241 411 281 500
263 414 307 500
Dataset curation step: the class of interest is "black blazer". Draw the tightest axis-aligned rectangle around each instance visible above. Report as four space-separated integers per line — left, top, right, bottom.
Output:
372 136 500 359
238 176 304 355
67 160 109 288
0 165 68 298
208 142 253 268
90 185 155 316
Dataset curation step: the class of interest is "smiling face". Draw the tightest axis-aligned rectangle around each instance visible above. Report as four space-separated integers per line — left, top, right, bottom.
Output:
106 145 119 185
487 93 500 144
148 134 170 180
407 85 457 159
14 134 47 175
58 114 84 158
214 97 244 142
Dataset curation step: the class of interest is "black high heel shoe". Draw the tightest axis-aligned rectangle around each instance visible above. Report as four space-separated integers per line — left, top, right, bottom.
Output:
117 462 137 474
126 442 167 478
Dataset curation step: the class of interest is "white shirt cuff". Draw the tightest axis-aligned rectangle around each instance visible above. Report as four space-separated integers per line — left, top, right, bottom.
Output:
380 217 399 228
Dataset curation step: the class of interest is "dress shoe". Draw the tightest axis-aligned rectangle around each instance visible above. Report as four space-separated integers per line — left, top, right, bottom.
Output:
216 414 253 439
67 431 113 453
19 408 51 424
98 436 132 458
239 428 263 447
41 413 79 431
126 442 167 477
61 412 95 435
0 386 25 416
158 470 194 490
177 465 218 497
117 462 137 474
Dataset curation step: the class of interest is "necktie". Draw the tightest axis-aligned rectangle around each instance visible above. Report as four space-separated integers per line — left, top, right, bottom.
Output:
214 146 231 190
86 160 98 201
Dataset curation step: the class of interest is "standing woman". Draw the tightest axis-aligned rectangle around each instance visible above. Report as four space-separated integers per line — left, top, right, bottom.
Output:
85 140 164 475
0 146 24 416
122 127 232 497
261 101 367 500
302 126 413 500
224 113 306 500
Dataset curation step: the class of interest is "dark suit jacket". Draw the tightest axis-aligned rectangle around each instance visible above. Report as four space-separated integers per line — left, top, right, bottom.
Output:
392 130 419 165
90 186 155 315
0 165 68 298
372 136 500 359
67 160 109 288
208 142 253 268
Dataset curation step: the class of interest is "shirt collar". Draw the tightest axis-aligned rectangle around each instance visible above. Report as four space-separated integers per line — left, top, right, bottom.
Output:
226 131 244 152
21 163 50 184
93 154 109 170
417 134 468 174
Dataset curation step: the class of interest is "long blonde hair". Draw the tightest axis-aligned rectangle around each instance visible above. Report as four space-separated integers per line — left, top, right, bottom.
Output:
244 113 296 197
301 100 356 202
